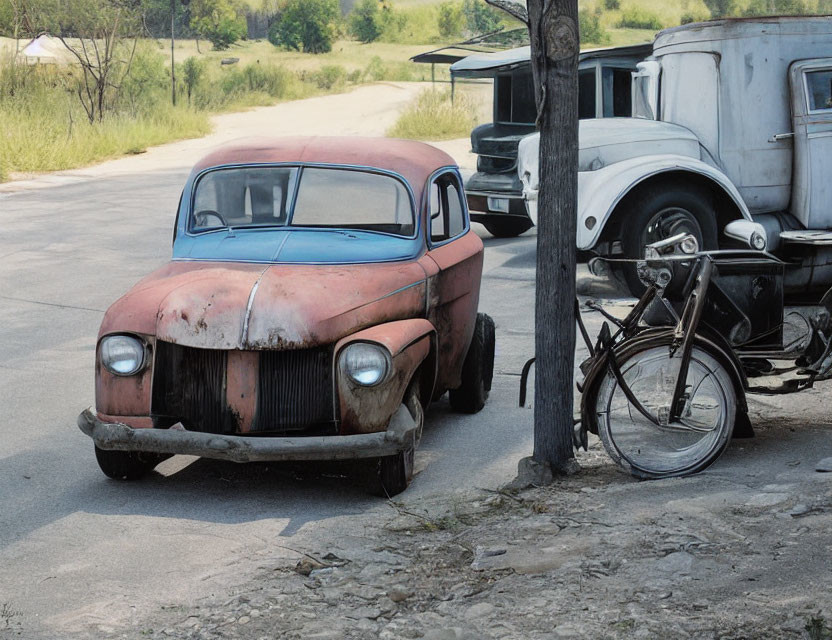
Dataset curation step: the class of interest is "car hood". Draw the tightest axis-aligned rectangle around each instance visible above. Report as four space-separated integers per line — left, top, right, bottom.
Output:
517 118 702 186
99 260 428 350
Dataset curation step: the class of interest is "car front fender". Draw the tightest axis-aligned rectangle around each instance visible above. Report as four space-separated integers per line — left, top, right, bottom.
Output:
334 319 436 435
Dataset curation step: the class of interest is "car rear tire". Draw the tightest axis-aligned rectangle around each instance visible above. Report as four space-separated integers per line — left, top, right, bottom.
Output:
483 218 533 238
619 183 718 297
94 446 162 480
450 313 495 414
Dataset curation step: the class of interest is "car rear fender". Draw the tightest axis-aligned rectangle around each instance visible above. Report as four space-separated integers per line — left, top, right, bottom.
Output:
335 319 436 435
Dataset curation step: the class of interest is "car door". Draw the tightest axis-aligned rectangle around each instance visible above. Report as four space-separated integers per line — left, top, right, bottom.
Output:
422 170 484 392
789 59 832 229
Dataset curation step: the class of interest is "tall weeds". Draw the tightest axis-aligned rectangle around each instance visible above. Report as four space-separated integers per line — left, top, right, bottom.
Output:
387 89 478 141
0 46 365 180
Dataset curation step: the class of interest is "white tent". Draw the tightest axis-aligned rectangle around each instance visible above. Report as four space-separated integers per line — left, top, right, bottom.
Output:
19 35 74 65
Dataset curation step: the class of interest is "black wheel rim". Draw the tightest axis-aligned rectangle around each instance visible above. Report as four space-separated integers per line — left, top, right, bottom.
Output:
641 207 703 250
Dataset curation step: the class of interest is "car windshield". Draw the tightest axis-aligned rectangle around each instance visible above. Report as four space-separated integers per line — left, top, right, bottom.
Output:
191 165 415 236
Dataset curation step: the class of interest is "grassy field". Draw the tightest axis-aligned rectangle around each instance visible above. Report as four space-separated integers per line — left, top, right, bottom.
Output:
7 0 795 182
0 37 442 181
158 38 439 79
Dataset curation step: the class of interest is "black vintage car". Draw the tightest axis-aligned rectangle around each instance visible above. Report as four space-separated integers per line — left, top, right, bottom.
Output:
451 43 651 238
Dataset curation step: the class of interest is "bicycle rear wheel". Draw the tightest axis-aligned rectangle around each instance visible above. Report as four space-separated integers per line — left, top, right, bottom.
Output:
593 343 736 479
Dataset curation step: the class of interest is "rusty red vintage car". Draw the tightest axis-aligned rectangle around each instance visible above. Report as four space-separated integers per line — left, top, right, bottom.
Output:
78 137 495 495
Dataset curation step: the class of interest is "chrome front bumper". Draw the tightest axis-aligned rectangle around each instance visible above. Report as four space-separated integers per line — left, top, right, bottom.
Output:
77 404 419 463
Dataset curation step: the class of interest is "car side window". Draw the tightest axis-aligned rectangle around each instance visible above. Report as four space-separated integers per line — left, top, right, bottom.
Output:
430 182 444 239
429 173 466 244
446 182 464 237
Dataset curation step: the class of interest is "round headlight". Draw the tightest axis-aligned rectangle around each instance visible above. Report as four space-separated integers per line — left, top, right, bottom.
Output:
100 335 146 376
751 231 767 251
341 343 390 387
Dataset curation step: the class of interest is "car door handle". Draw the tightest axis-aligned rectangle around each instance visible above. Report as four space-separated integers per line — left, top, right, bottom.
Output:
768 132 794 142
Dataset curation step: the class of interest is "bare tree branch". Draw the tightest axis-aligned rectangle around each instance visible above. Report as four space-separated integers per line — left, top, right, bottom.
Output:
484 0 529 25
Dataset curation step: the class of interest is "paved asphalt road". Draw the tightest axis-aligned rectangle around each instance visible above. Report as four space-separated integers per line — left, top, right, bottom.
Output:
0 164 603 637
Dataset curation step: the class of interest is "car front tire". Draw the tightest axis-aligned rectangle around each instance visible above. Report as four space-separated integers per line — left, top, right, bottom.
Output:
94 446 162 480
368 387 423 497
450 313 496 414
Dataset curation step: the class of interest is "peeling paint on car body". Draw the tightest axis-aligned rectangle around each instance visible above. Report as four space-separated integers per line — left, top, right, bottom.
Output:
89 136 485 459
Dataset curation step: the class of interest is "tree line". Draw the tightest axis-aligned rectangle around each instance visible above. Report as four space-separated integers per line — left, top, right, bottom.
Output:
0 0 509 54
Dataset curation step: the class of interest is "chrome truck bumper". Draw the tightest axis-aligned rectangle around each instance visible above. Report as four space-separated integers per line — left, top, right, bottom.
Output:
77 404 419 463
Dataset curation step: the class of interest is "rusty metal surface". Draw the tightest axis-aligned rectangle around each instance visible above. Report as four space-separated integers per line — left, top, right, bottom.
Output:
424 230 484 392
334 322 434 434
100 261 429 351
91 138 487 443
225 350 258 433
94 335 154 419
78 405 419 462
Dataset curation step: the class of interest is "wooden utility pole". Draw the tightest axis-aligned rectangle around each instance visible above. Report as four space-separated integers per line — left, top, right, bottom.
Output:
170 0 176 106
528 0 579 475
487 0 579 480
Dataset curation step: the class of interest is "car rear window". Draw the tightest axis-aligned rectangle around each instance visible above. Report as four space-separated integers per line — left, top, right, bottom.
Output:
191 165 414 237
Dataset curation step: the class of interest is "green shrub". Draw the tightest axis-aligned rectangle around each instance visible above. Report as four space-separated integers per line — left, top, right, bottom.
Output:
215 62 296 101
121 44 169 115
268 0 339 54
349 0 383 43
191 0 248 50
364 55 387 81
579 9 610 44
680 10 708 24
182 56 206 104
363 55 416 81
743 0 813 15
388 89 477 140
309 64 347 90
603 0 620 9
703 0 736 18
462 0 501 35
617 6 664 29
377 3 415 43
438 2 464 39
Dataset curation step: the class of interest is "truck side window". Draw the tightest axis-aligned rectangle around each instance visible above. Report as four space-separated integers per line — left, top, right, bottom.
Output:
602 67 633 117
578 69 597 119
806 70 832 111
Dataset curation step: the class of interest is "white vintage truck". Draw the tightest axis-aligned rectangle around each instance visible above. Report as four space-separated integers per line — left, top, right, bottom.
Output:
519 16 832 295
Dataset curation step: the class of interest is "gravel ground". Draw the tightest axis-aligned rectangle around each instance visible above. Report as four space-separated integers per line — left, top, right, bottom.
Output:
106 401 832 640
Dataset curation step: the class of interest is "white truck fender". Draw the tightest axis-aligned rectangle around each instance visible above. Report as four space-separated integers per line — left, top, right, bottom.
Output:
520 149 754 251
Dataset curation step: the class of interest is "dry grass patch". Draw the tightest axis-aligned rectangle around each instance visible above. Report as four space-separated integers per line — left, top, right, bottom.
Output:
387 88 479 141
